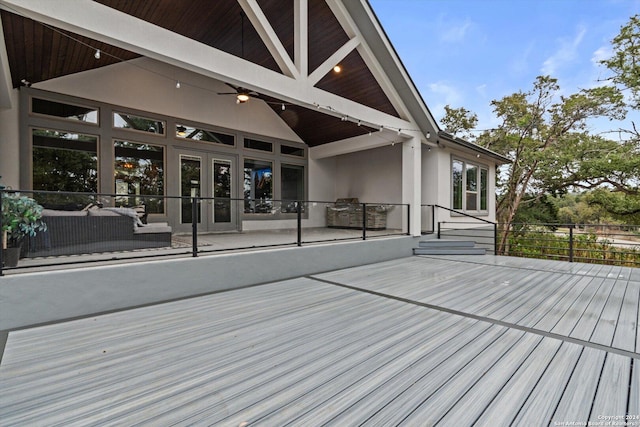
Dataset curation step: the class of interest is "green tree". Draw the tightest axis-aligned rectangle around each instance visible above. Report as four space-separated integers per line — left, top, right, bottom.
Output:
441 105 478 139
601 14 640 110
477 77 625 250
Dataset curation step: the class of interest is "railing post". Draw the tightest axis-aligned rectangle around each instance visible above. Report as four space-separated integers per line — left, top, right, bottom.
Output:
191 197 198 257
437 222 441 239
297 201 302 247
0 190 3 276
494 223 498 255
362 203 367 240
407 204 410 235
569 223 574 263
431 204 435 234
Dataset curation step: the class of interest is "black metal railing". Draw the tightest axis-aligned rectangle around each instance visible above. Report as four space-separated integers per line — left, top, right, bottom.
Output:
421 205 640 267
497 223 640 267
422 204 498 254
1 189 410 275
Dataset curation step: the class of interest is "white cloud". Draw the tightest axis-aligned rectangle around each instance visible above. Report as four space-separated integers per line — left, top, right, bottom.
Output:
476 84 488 98
591 45 613 65
439 18 473 43
509 41 535 76
541 25 587 75
427 81 465 122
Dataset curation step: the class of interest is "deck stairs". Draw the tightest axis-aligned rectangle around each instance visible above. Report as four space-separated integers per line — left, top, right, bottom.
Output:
414 239 486 255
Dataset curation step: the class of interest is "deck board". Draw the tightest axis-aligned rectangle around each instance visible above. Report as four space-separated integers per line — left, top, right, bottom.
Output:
551 347 607 423
1 255 637 424
511 343 584 426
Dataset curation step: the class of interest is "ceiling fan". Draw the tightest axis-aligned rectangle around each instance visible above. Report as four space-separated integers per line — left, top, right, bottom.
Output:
217 84 260 104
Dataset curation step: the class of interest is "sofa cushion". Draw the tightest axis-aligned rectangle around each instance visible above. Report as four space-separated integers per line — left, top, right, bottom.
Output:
87 209 121 217
43 209 88 217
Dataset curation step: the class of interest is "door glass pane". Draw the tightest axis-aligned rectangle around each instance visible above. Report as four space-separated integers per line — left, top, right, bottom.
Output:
466 164 478 210
213 159 232 223
180 156 201 224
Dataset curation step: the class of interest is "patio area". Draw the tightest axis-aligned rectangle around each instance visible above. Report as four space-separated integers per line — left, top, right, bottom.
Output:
1 254 638 425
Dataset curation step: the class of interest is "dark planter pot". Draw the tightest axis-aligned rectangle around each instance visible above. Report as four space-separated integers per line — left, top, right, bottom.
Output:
2 246 21 267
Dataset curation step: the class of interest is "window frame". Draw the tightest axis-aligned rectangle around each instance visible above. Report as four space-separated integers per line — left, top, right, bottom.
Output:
451 156 489 214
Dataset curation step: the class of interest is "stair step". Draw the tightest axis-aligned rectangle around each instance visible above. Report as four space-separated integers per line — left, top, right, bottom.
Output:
414 247 486 255
418 240 476 248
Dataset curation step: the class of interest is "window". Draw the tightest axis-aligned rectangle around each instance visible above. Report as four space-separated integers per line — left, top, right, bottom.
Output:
176 124 234 146
32 128 99 209
32 129 98 193
466 164 478 210
281 144 305 157
452 158 488 212
32 98 98 124
480 168 488 211
244 159 273 213
452 160 463 210
244 138 273 152
114 140 165 213
114 112 165 135
281 164 304 213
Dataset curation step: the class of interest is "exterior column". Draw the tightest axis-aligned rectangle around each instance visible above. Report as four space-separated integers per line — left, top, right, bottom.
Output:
402 135 421 236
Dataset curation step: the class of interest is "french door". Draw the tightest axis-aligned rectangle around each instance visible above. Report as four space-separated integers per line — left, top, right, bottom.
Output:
178 150 238 232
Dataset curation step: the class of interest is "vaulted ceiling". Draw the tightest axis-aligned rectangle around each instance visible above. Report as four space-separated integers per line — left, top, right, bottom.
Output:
1 0 402 146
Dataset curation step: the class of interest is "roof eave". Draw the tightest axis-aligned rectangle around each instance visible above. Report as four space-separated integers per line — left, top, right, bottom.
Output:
438 131 511 164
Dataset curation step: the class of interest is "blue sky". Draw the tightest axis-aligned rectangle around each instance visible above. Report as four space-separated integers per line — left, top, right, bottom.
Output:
369 0 640 135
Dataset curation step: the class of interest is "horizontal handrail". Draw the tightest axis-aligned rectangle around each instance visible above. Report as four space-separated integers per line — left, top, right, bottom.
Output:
424 204 495 225
1 189 410 275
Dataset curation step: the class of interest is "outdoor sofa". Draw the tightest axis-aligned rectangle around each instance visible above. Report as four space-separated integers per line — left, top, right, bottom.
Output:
25 207 172 257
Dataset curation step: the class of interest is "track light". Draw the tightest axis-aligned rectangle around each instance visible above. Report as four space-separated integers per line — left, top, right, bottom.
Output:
94 49 101 60
281 103 285 111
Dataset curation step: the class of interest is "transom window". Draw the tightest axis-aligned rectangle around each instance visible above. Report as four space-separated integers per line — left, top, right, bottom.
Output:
32 98 98 124
452 158 488 212
114 112 165 135
175 124 234 146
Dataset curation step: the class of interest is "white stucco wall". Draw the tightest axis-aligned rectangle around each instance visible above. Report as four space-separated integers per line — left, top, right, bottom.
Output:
334 144 402 204
34 58 302 144
0 89 20 189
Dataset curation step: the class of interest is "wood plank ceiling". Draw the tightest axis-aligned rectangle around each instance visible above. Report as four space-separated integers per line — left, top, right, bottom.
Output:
1 0 399 146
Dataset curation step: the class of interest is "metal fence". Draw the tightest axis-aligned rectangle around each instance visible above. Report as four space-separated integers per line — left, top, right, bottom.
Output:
1 189 409 274
424 204 640 268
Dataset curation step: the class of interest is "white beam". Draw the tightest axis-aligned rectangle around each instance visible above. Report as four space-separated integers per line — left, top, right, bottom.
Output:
308 37 360 86
237 0 299 79
310 130 403 159
0 15 13 108
294 0 308 77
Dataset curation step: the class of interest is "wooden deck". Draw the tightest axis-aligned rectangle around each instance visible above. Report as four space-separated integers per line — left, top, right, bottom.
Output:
1 255 638 425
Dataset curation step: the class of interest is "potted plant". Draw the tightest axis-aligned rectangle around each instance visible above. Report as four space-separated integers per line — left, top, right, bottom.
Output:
1 193 47 267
